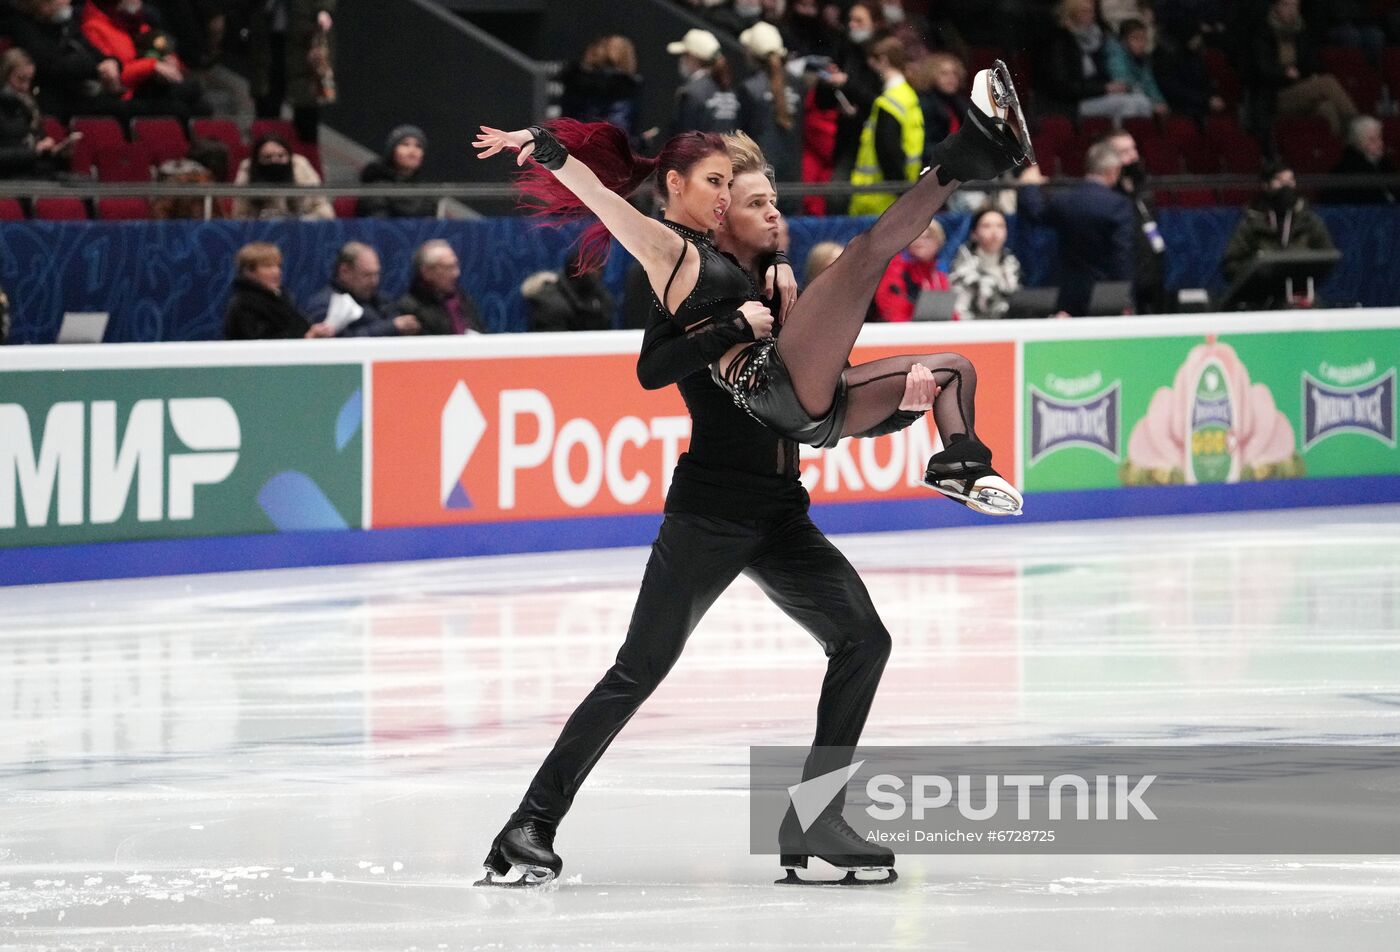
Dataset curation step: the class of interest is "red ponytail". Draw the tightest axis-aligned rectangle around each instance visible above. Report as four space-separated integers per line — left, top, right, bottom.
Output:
514 119 728 274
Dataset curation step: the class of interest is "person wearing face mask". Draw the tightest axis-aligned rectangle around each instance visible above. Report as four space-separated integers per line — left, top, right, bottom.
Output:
826 1 887 210
233 132 333 220
6 0 129 120
1103 128 1168 313
1222 161 1336 309
1018 142 1138 317
356 124 438 218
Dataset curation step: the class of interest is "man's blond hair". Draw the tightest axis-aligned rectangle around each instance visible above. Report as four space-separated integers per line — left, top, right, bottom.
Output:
723 131 774 183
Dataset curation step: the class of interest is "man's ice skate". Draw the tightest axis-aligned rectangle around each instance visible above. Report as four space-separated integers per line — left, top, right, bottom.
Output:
477 820 562 888
923 433 1024 516
924 59 1033 184
776 806 897 886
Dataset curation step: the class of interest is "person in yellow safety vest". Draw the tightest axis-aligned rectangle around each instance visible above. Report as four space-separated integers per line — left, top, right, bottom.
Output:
849 36 925 216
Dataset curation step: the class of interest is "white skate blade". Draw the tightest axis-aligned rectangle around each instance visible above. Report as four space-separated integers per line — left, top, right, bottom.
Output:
924 473 1024 516
777 865 898 886
476 863 558 888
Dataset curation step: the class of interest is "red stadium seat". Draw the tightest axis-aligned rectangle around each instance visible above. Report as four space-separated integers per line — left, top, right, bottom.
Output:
41 116 68 142
0 198 26 220
69 115 126 175
34 198 89 220
1121 116 1158 142
1078 115 1112 140
96 198 152 220
1036 113 1074 144
1202 48 1241 107
1274 115 1343 173
333 195 358 218
190 118 249 178
1164 187 1218 208
1219 135 1262 174
1138 138 1183 175
250 118 300 146
132 117 189 165
1161 114 1202 146
94 141 155 182
1179 138 1221 174
1320 45 1382 113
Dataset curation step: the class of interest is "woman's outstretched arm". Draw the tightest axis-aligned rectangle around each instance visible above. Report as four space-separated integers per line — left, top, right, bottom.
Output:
473 126 687 286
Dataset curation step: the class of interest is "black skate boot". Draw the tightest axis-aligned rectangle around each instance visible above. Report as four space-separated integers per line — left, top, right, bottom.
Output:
923 433 1024 516
477 819 562 887
926 59 1034 184
777 806 897 886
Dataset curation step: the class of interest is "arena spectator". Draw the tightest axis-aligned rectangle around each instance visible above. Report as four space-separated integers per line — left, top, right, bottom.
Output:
701 0 764 37
79 0 210 119
558 35 644 144
1222 160 1336 308
249 0 335 145
1248 0 1357 137
6 0 128 120
0 47 72 179
668 28 740 135
152 157 218 219
1018 143 1137 317
1104 128 1169 312
1039 0 1155 121
521 247 615 333
396 240 486 335
305 242 422 338
848 35 923 217
827 2 887 207
1327 116 1397 205
803 239 844 284
1105 18 1169 116
223 242 315 340
233 132 333 221
780 0 840 60
356 125 437 218
737 22 802 206
949 207 1022 321
1152 12 1225 120
871 219 950 322
907 51 970 158
1099 0 1155 41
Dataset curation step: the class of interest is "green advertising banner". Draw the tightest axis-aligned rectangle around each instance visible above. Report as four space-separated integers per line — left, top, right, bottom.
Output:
0 365 363 548
1024 330 1399 492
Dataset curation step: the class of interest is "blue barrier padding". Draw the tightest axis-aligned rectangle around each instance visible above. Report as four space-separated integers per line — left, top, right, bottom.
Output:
3 206 1398 343
5 474 1398 587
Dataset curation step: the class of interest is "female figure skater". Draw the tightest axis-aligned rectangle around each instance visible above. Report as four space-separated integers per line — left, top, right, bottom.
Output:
476 63 1031 516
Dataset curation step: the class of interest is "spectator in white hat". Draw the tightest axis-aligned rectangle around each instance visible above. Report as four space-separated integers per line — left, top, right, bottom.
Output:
667 28 740 135
737 22 803 207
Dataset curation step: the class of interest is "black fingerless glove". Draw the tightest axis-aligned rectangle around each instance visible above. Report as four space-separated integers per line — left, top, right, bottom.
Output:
528 125 568 170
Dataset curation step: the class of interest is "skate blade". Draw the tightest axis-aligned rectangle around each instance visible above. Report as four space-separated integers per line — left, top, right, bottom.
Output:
924 474 1024 516
972 61 1036 167
776 866 898 887
475 863 558 888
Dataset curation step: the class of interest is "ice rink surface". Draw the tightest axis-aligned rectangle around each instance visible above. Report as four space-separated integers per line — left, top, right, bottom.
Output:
3 505 1399 951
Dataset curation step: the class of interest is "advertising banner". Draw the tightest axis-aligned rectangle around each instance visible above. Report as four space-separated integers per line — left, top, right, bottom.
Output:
0 365 363 548
371 342 1017 528
1023 330 1399 492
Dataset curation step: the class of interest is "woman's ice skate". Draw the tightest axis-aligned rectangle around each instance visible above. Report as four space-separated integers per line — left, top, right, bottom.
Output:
923 434 1024 516
970 59 1037 167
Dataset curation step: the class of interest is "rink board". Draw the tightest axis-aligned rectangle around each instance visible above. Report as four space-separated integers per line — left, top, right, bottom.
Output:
2 310 1398 584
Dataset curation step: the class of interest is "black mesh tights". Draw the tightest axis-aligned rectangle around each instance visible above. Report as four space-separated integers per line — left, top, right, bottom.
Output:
773 167 977 440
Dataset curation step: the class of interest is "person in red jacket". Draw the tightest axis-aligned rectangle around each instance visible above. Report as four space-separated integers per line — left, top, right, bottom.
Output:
871 218 952 321
80 0 209 119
